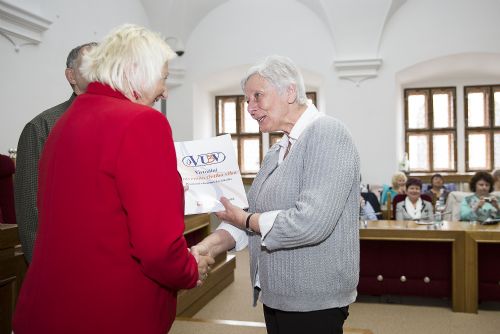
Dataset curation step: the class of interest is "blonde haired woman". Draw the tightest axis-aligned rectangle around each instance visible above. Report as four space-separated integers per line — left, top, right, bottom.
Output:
380 171 407 205
13 24 213 334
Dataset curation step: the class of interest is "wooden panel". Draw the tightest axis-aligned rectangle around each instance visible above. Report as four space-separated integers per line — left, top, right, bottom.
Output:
178 214 237 316
0 224 25 334
464 227 500 313
177 255 236 316
360 220 466 312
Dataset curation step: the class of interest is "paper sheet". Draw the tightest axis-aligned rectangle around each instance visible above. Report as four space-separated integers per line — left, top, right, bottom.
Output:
175 134 249 215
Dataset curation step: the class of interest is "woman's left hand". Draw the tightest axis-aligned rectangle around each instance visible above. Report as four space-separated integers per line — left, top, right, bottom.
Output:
491 197 499 209
215 197 247 229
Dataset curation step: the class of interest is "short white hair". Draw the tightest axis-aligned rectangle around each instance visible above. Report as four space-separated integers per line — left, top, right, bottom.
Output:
80 24 176 100
241 55 308 106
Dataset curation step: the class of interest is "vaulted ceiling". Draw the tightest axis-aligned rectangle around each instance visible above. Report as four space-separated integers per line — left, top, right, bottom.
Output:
141 0 407 60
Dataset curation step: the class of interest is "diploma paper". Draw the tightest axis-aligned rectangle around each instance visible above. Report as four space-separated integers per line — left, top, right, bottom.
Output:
175 134 249 215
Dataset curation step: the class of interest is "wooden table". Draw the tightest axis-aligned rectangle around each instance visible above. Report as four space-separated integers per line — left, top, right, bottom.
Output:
0 224 26 334
359 220 500 313
359 220 466 312
462 222 500 313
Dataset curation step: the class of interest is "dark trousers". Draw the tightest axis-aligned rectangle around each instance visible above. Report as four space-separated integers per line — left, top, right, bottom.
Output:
263 304 349 334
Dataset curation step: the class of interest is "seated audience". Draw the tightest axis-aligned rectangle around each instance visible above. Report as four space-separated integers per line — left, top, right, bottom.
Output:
360 196 378 221
492 169 500 191
460 171 500 222
424 173 449 207
380 171 407 205
395 178 433 221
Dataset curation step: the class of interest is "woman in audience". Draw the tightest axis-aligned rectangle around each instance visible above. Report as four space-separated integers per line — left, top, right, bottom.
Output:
424 173 449 207
492 169 500 191
460 171 500 222
360 195 378 220
13 24 212 334
380 171 407 205
396 178 433 221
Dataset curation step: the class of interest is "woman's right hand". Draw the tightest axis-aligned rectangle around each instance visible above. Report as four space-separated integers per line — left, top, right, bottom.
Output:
190 245 214 286
476 197 486 210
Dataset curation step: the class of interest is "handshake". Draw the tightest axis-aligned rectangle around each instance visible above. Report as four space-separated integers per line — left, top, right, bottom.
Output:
190 244 215 286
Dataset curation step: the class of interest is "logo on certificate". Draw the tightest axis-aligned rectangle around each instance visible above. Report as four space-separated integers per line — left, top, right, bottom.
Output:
182 152 226 167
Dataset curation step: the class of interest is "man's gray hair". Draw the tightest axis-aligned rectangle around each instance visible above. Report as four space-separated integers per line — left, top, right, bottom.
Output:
241 55 308 106
66 42 98 69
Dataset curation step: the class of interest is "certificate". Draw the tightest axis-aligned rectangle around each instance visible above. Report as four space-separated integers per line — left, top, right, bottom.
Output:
175 134 249 215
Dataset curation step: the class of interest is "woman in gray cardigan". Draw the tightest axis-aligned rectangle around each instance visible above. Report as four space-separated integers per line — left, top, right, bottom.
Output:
191 55 360 334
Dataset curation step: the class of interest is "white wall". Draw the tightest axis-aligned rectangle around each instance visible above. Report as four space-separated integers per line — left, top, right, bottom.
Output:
0 0 150 154
167 0 500 185
2 0 500 187
167 0 334 146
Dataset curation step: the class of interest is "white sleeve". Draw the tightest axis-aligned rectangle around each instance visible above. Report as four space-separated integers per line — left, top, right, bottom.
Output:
259 210 281 246
216 221 248 251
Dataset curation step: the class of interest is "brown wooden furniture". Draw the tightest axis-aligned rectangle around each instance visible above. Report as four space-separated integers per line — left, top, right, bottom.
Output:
463 222 500 313
177 214 236 316
0 224 26 334
359 220 500 313
359 220 466 312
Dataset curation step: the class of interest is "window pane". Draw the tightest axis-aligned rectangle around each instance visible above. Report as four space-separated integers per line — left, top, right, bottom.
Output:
494 91 500 126
241 101 259 133
269 134 282 147
467 92 487 127
241 138 260 174
433 93 452 128
468 133 489 170
408 94 427 129
306 92 317 106
408 134 429 171
218 100 237 133
493 132 500 169
232 139 238 167
433 133 454 170
495 133 500 169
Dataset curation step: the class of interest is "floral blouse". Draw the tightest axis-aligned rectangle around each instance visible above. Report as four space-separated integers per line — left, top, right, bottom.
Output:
460 194 500 222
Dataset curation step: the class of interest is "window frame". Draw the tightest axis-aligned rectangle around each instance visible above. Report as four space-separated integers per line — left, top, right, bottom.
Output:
215 95 262 175
464 84 500 172
404 87 457 173
216 92 317 175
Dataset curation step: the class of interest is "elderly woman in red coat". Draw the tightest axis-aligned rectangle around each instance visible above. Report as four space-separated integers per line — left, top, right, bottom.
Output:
13 24 213 334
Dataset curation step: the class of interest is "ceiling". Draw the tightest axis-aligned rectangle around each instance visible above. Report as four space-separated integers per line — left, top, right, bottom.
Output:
140 0 407 60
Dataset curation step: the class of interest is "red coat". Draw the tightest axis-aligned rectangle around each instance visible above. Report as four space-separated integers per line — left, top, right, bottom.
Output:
13 83 198 334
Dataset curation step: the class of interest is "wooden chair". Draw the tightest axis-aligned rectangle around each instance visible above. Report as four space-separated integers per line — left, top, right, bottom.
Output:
361 192 382 220
383 192 392 220
0 154 16 224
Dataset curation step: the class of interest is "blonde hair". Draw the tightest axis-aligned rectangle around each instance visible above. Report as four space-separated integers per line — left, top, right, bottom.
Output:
391 171 407 190
80 24 176 101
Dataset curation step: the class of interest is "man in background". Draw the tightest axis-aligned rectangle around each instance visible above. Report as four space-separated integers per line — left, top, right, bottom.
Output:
15 42 97 263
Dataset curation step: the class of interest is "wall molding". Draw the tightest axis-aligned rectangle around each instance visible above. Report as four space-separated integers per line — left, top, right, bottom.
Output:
0 0 52 52
334 58 383 86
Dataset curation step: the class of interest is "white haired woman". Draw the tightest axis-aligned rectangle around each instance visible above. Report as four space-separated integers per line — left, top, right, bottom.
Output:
13 24 213 334
191 55 360 334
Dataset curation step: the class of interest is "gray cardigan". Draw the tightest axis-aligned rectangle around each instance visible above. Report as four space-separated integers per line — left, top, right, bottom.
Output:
247 115 360 312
